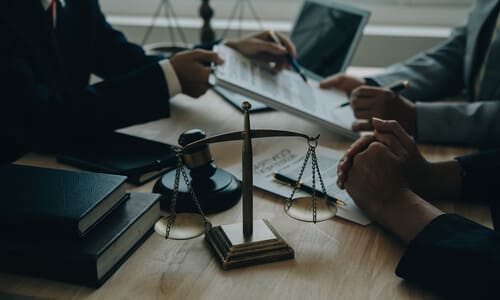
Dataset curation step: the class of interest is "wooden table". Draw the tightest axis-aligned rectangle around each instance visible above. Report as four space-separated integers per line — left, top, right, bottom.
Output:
0 71 491 300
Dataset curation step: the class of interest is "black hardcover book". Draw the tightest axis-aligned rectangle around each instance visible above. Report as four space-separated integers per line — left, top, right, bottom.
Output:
0 192 161 287
0 164 127 238
57 132 177 185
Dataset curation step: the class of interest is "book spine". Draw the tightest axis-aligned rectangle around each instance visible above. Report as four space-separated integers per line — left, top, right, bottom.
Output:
0 248 97 286
1 216 81 240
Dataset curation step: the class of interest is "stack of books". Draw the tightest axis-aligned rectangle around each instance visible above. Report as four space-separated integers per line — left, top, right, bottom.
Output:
0 164 161 287
56 132 177 185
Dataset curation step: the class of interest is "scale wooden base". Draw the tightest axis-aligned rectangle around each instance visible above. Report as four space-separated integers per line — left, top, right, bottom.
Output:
205 219 294 270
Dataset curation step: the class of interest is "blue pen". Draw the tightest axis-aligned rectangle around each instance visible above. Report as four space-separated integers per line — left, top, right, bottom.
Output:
267 30 311 86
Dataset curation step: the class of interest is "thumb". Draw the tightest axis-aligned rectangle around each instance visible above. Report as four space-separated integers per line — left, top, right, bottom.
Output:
352 119 374 132
257 39 288 56
371 118 415 150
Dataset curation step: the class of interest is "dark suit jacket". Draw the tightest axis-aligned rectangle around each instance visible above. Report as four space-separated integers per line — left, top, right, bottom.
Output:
396 150 500 299
370 1 500 147
0 0 171 163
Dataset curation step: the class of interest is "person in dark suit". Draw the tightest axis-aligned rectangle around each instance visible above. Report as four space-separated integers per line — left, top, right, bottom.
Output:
321 1 500 147
336 118 500 299
0 0 295 163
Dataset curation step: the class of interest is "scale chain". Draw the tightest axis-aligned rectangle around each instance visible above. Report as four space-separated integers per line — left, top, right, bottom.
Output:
311 147 330 224
311 149 317 224
285 145 312 210
164 149 213 239
180 166 213 232
311 148 329 203
164 150 183 239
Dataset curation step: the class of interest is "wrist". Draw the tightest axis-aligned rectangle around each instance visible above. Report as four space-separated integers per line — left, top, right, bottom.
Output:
374 187 414 223
408 159 434 199
159 59 182 97
378 188 443 244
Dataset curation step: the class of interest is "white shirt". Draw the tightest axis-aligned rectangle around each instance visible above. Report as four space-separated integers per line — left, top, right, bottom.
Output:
41 0 52 10
40 0 182 97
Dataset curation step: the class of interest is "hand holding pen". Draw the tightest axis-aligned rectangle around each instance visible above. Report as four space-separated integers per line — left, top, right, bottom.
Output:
345 80 417 134
224 31 297 73
267 30 312 86
336 80 409 108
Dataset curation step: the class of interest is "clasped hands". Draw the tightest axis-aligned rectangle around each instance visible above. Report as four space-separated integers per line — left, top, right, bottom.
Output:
336 118 445 243
170 31 295 97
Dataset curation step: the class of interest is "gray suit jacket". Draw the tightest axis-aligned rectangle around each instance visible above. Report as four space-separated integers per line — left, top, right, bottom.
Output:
370 0 500 147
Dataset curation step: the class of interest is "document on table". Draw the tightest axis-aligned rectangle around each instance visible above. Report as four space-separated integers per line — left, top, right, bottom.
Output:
209 44 359 139
226 141 371 225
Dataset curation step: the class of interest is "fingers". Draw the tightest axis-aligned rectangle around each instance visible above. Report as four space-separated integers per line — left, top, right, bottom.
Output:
351 86 394 99
255 38 288 56
373 131 407 158
192 49 225 65
319 74 345 89
271 60 286 73
349 86 393 119
337 134 375 189
352 119 373 131
320 74 364 94
256 53 288 69
353 110 378 120
345 134 376 157
275 31 297 57
341 141 388 190
350 97 372 110
337 158 350 190
371 118 415 149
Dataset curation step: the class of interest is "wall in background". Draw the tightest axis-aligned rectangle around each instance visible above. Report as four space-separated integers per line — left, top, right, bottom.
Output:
101 0 473 26
101 0 473 67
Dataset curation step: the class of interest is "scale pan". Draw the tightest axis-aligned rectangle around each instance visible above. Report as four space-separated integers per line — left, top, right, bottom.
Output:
284 197 337 222
154 213 206 240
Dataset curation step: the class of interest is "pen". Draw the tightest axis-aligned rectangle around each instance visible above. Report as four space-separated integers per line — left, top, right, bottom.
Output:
267 30 311 86
336 80 410 108
273 172 346 206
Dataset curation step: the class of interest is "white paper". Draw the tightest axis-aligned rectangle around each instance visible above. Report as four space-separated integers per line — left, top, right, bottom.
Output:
212 44 356 132
226 141 371 225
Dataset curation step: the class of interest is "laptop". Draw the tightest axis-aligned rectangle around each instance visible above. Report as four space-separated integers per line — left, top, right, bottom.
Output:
216 0 370 112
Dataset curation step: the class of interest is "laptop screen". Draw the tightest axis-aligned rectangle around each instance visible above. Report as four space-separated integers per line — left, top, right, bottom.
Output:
290 0 370 78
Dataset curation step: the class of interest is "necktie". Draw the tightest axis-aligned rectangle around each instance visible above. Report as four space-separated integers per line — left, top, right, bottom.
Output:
475 12 500 99
48 0 57 29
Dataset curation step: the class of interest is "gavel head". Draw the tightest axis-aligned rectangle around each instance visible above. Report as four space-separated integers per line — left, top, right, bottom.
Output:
178 129 217 181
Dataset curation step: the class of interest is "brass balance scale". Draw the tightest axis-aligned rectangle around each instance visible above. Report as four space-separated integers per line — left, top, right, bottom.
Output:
154 102 337 270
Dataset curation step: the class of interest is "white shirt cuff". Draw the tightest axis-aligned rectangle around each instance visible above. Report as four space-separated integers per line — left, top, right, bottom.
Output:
159 59 182 98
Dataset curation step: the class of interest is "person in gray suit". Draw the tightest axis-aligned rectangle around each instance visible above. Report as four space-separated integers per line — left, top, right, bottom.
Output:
321 0 500 147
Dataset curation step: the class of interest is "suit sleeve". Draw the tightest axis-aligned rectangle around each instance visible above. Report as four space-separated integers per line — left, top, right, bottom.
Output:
89 0 164 78
455 149 500 203
455 149 500 230
368 23 467 102
415 100 500 147
0 29 170 153
395 214 500 299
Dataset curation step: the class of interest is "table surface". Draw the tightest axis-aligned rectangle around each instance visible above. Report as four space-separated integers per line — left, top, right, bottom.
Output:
0 68 490 300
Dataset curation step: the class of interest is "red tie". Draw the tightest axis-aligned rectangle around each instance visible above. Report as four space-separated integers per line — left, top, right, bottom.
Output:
49 0 57 29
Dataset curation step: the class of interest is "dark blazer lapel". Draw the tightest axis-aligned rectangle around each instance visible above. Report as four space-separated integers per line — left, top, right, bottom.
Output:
2 0 51 49
465 0 498 89
478 28 500 99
